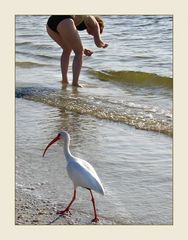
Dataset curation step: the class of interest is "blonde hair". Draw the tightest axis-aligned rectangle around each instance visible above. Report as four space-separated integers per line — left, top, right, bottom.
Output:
94 16 104 34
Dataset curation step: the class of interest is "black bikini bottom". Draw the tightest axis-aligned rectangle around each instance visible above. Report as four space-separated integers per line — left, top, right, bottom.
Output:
47 15 73 32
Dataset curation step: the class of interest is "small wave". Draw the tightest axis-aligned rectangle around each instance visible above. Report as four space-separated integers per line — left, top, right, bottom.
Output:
16 61 51 68
16 87 172 136
16 87 57 98
16 41 32 47
89 69 173 88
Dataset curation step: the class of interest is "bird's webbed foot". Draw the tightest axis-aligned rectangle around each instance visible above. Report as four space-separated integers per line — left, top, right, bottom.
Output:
56 209 72 216
91 217 100 223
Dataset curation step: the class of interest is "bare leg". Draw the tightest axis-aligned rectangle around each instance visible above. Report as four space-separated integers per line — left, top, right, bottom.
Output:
57 19 84 87
46 25 71 84
61 49 71 84
89 189 100 223
57 189 76 215
72 50 83 86
47 20 84 86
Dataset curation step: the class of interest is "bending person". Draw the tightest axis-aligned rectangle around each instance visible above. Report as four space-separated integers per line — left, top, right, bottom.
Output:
46 15 108 87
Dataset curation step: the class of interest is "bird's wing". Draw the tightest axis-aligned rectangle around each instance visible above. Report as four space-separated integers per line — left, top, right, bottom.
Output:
67 159 104 195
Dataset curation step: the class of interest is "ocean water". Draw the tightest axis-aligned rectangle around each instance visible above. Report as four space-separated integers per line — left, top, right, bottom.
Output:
16 15 173 224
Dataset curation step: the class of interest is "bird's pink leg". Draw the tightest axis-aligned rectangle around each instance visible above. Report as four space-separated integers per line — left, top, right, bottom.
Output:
57 189 76 216
89 189 100 223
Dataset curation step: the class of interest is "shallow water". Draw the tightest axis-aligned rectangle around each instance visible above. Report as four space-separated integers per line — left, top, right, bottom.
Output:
16 97 172 224
16 15 173 224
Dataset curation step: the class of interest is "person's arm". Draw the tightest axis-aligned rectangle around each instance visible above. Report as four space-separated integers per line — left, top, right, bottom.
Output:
85 16 108 48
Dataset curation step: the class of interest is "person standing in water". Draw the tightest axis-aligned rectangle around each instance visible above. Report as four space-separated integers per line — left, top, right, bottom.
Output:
46 15 108 87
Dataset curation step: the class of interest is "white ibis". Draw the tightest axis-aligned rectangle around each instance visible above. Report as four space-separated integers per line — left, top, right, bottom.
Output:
43 131 104 223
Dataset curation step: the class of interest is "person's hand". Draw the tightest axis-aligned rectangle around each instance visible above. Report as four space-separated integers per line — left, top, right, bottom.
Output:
84 48 93 56
101 43 108 48
96 40 108 48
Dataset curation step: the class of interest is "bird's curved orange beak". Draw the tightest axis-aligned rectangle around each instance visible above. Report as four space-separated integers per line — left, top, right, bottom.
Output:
43 133 61 157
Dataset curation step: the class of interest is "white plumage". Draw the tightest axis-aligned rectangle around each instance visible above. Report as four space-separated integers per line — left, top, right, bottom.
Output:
43 130 104 223
67 158 104 194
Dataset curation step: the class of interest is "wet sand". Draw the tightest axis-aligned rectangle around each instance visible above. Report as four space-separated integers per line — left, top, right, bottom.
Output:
15 187 115 225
